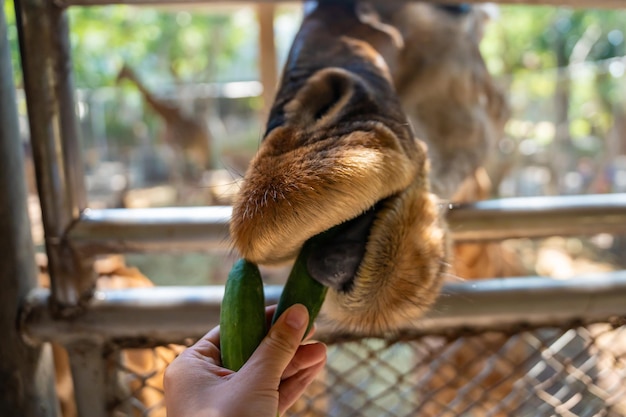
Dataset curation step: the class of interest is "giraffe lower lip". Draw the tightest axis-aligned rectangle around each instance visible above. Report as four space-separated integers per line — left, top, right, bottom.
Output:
305 203 380 292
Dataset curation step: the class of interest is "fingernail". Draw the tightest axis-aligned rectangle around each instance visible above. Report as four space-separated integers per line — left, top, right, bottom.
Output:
285 304 308 330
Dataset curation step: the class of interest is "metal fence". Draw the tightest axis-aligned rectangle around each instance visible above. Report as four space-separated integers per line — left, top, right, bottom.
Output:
22 274 626 417
3 0 626 416
106 322 626 417
305 323 626 417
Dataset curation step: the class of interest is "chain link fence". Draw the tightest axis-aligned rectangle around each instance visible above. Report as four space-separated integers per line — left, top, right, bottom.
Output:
106 321 626 417
107 344 187 417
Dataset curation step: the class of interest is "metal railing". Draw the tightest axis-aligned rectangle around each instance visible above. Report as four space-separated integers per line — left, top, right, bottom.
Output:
102 322 626 417
22 272 626 346
65 194 626 256
19 272 626 417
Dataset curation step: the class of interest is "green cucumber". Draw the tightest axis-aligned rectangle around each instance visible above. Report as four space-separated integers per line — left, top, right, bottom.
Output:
220 259 267 371
272 232 330 336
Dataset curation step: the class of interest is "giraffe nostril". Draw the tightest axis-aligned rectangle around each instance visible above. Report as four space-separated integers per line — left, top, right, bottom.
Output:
310 71 351 121
281 68 357 128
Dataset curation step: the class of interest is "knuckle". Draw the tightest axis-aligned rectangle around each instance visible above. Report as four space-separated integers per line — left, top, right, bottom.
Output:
265 328 299 356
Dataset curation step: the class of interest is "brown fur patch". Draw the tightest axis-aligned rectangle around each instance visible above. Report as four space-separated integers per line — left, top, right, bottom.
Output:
322 179 448 333
231 120 418 264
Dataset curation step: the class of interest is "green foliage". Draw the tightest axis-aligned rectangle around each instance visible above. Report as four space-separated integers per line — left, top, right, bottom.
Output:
481 6 556 75
5 1 625 194
481 5 626 196
67 6 258 88
482 6 626 75
3 0 21 86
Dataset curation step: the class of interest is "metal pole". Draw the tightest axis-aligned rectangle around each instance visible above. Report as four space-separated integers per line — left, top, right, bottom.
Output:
65 342 108 417
65 194 626 255
15 0 94 311
446 193 626 241
257 3 278 121
22 271 626 346
0 5 58 416
68 206 232 255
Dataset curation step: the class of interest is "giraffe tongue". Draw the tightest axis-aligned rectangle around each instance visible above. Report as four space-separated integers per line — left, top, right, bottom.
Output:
305 205 378 292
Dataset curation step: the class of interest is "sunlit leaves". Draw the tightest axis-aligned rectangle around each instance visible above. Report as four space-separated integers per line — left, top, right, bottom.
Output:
67 5 252 88
3 0 21 85
481 5 626 75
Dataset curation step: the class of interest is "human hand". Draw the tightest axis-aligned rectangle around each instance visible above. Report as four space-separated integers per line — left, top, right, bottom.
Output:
164 304 327 417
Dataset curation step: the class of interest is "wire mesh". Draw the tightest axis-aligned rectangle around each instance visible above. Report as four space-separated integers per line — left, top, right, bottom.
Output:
105 322 626 417
106 344 187 417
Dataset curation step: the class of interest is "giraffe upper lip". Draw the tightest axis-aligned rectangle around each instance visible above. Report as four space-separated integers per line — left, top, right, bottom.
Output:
305 203 381 292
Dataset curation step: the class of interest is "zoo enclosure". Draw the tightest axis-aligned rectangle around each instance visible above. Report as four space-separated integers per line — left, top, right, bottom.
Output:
2 0 626 416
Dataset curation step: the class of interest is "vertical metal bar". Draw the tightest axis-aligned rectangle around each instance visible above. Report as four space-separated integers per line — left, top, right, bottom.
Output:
257 3 277 121
66 342 108 417
14 0 95 310
0 5 58 415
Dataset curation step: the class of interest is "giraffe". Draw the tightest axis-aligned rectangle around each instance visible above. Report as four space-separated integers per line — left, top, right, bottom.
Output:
117 64 213 185
229 3 525 415
230 1 511 334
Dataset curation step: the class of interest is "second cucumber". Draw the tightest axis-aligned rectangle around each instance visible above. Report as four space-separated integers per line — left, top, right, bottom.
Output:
272 232 330 336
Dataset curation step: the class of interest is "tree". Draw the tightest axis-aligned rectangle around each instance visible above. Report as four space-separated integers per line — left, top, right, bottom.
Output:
480 5 626 195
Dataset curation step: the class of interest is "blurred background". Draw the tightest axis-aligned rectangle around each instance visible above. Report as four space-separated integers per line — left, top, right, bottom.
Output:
4 1 626 285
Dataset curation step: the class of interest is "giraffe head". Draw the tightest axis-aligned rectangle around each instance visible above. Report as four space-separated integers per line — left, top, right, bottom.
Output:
231 2 504 334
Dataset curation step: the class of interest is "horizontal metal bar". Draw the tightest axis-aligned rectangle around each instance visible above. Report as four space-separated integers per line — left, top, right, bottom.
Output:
67 194 626 255
447 193 626 241
417 272 626 335
55 0 626 10
67 206 232 254
21 271 626 346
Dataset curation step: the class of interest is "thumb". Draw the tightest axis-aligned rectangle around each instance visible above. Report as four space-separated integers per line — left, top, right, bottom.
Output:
242 304 309 387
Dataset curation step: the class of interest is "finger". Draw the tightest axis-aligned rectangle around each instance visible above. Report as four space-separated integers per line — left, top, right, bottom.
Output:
242 304 310 388
171 340 233 379
164 343 231 394
281 342 327 380
186 325 221 360
175 325 233 373
277 359 327 416
264 304 280 330
265 304 278 319
266 305 316 341
198 325 221 348
303 323 317 341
